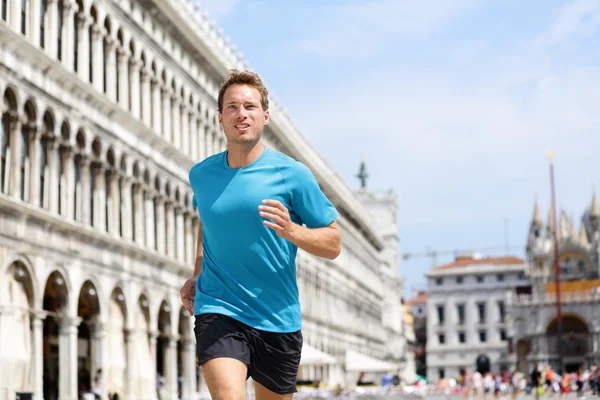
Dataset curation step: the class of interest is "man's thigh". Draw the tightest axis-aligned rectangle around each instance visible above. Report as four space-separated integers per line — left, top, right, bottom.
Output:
203 358 248 400
254 380 293 400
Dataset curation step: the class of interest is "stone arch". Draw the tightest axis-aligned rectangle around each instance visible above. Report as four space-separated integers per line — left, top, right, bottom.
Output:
23 98 38 126
154 175 162 195
75 0 86 15
0 259 36 395
117 28 125 48
143 168 151 186
546 313 589 334
3 86 19 113
76 129 86 151
91 137 102 160
164 180 172 200
103 15 112 37
0 256 36 307
132 161 140 180
42 109 56 138
184 192 191 208
119 153 127 174
60 119 71 144
106 147 116 168
90 4 99 25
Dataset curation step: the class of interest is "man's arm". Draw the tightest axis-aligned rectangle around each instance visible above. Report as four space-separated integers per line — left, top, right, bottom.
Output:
193 220 203 277
259 200 341 260
288 221 341 260
180 221 203 315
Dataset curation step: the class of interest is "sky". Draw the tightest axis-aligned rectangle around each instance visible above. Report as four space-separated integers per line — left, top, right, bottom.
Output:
197 0 600 296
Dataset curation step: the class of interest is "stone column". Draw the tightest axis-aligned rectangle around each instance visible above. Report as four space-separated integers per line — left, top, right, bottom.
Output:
46 0 58 58
130 60 141 119
105 38 117 102
91 25 104 92
108 172 120 236
181 107 190 155
151 77 162 134
171 96 181 148
32 312 45 400
7 113 22 198
165 337 179 400
212 131 220 155
62 146 74 219
124 329 135 400
181 338 196 400
77 158 89 224
9 0 20 30
62 0 74 69
198 122 206 161
149 331 159 400
121 177 133 240
59 317 80 400
31 0 41 48
184 213 193 265
140 68 151 125
162 89 172 142
155 197 166 253
176 208 185 262
90 322 108 398
164 201 174 256
189 116 198 161
28 126 40 206
117 48 130 110
48 139 60 214
134 184 145 246
92 163 106 231
76 14 90 81
204 125 212 158
144 191 156 249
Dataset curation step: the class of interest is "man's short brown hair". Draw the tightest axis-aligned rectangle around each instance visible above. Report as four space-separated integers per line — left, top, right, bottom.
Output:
217 69 269 113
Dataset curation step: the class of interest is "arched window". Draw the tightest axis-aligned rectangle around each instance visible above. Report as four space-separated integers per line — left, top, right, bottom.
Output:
58 123 69 215
40 0 46 49
73 1 81 71
105 149 115 233
103 18 111 94
119 157 126 237
57 0 64 60
0 111 9 193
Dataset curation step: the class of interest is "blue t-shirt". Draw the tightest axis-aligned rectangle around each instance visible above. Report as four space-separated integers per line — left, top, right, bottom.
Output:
189 148 339 332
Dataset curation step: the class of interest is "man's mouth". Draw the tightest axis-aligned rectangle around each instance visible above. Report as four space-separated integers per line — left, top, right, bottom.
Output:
235 124 250 131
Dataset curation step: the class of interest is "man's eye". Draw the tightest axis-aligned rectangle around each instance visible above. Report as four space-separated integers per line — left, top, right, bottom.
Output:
228 105 236 109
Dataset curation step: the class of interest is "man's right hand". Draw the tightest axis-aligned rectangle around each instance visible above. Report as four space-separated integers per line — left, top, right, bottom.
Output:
180 276 197 316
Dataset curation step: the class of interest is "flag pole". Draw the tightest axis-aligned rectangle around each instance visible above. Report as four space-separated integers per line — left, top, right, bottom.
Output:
548 150 563 373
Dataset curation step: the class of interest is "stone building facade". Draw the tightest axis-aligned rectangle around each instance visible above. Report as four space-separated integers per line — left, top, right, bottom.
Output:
506 198 600 374
426 255 528 380
0 1 411 399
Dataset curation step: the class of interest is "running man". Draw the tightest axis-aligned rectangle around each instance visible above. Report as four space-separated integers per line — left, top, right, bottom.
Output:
180 69 341 400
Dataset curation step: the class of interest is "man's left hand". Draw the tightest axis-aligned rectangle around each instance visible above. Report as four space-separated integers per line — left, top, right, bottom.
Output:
259 199 298 241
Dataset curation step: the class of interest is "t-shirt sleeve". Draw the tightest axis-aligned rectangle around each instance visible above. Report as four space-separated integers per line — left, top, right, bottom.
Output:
288 162 339 228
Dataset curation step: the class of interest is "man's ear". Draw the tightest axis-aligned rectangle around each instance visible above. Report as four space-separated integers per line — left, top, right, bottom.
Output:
264 110 270 125
218 113 223 126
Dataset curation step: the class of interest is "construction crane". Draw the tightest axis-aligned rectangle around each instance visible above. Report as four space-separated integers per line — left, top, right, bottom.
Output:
402 245 523 267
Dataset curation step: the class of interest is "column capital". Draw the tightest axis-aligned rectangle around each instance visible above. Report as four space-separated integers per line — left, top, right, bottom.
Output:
30 310 47 320
7 111 20 124
117 47 130 60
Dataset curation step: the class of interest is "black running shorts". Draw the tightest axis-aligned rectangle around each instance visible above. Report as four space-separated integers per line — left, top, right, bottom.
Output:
194 313 303 395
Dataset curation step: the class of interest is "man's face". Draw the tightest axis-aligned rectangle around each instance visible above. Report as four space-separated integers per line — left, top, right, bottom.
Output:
219 84 269 146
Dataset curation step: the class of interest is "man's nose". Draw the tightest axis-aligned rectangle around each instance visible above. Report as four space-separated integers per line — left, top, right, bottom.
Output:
235 106 248 119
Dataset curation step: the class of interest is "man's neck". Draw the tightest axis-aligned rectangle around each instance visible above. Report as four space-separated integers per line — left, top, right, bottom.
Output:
226 141 265 168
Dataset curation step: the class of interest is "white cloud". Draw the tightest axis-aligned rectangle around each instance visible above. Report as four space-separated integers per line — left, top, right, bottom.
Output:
534 0 600 46
292 0 480 60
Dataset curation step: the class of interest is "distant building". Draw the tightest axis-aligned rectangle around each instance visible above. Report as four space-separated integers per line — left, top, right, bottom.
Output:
355 160 416 380
426 254 528 380
406 290 427 377
506 197 600 373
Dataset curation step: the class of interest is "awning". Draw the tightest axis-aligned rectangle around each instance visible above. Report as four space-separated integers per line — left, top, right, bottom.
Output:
345 349 397 372
300 343 337 366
